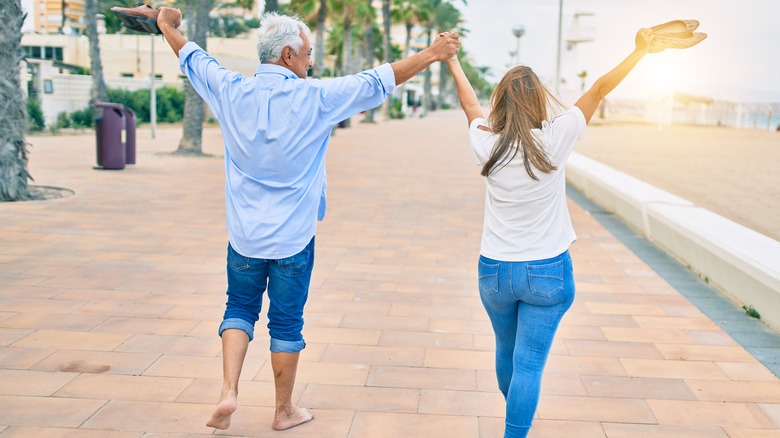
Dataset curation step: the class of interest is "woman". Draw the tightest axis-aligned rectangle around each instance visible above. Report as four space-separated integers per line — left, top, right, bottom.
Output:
446 28 653 437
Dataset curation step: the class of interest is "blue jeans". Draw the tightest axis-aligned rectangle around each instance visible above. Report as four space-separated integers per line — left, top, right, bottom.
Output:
220 237 315 353
478 250 575 438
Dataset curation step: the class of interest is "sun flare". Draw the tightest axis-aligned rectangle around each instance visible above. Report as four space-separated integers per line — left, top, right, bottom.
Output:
645 52 681 95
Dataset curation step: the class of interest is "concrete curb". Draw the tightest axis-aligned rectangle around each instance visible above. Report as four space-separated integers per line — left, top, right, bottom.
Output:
567 152 780 331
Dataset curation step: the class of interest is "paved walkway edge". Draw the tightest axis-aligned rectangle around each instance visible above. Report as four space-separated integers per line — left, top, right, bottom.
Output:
567 183 780 377
566 152 780 331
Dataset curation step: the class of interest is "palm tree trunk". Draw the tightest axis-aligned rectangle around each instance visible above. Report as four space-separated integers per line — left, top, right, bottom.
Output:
422 26 432 116
343 20 353 74
84 0 108 105
177 0 210 155
313 0 327 78
60 0 66 33
397 21 413 115
361 0 376 123
341 19 353 127
0 0 34 200
437 56 448 109
381 0 391 119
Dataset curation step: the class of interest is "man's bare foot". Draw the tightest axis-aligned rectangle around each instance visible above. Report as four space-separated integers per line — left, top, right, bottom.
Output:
206 390 237 430
272 405 314 430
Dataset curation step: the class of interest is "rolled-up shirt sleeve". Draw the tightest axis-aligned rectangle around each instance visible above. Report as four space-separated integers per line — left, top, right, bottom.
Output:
179 41 240 120
316 63 396 125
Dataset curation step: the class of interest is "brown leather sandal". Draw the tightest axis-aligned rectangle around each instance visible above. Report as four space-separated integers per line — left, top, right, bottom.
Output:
649 19 707 53
110 3 161 35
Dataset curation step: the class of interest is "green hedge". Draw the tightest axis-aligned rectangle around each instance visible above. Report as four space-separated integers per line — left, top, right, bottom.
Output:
27 97 45 132
53 86 186 130
107 85 185 124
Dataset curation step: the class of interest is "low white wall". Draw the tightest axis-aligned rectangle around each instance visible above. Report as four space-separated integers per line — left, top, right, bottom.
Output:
567 152 780 331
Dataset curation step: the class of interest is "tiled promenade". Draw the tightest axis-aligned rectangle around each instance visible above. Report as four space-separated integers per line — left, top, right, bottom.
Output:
1 111 778 437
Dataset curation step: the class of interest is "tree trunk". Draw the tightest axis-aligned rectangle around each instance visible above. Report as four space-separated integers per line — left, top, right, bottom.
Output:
177 0 210 155
381 0 391 119
341 19 353 128
264 0 278 13
60 0 66 33
84 0 108 105
396 21 413 116
342 20 353 75
361 0 376 124
437 56 448 109
313 0 327 78
421 27 432 116
0 1 34 201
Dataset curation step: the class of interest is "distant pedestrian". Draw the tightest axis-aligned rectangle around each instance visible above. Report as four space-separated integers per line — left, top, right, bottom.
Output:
445 28 655 437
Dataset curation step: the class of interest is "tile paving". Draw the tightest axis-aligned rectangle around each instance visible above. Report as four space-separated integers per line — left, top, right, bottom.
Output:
0 111 778 437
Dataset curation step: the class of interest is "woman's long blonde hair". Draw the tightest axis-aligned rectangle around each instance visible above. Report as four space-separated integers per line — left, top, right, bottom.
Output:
482 66 564 180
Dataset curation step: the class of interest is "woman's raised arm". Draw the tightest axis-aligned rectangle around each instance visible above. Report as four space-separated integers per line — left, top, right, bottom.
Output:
446 56 484 126
575 28 653 124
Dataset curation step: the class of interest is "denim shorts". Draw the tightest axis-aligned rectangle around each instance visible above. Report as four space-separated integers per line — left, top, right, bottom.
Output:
219 237 315 353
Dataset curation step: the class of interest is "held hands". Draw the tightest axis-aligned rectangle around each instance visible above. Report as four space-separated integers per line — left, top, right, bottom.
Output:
157 7 182 30
430 32 461 62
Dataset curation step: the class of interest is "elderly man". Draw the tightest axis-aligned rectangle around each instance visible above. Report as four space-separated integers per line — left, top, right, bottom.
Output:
153 7 460 432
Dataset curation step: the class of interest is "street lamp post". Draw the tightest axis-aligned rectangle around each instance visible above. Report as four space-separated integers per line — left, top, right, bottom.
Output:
512 24 525 65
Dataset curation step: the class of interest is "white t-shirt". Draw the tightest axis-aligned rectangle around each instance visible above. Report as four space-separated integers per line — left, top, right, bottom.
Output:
469 106 587 261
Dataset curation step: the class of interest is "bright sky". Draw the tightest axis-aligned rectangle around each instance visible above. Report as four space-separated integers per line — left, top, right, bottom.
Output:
456 0 780 103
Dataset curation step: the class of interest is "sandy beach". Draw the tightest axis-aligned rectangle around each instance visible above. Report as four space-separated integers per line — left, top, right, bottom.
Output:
575 121 780 241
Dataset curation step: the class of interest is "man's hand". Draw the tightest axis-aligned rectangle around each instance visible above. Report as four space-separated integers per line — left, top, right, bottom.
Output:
391 31 460 85
429 32 461 62
157 7 182 31
157 7 188 57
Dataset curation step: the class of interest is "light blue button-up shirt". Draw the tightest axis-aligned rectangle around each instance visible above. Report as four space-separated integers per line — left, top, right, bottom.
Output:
179 42 395 259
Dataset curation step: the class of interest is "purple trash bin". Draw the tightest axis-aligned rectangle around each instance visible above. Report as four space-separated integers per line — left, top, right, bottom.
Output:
94 102 127 170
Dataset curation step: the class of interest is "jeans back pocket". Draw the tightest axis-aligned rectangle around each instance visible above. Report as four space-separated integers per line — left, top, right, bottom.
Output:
478 260 499 296
527 260 564 297
227 245 251 272
277 246 312 277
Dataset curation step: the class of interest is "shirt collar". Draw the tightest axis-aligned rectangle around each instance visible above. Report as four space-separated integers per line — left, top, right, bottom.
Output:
255 63 299 79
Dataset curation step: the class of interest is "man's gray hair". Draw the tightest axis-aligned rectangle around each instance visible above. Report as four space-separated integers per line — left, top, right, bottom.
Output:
257 12 311 64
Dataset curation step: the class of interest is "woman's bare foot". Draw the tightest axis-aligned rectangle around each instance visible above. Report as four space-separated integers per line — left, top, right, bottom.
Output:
206 390 238 430
272 405 314 430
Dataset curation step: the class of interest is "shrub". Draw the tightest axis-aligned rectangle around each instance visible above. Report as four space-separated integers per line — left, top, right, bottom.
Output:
55 111 71 129
26 97 45 132
70 107 94 128
107 86 185 124
388 97 405 120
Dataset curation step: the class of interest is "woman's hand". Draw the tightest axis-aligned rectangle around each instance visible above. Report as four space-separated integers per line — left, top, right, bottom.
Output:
635 27 653 55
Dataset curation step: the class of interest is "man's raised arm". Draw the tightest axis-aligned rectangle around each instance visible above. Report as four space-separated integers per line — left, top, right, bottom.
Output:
391 32 461 85
157 7 188 57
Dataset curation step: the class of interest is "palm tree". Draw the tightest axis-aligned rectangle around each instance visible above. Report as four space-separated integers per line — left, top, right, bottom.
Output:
0 0 35 201
176 0 211 155
433 1 462 109
392 0 429 113
288 0 329 78
60 0 67 33
381 0 391 119
331 0 370 127
332 0 367 76
418 0 464 116
361 0 378 123
84 0 108 105
177 0 255 155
